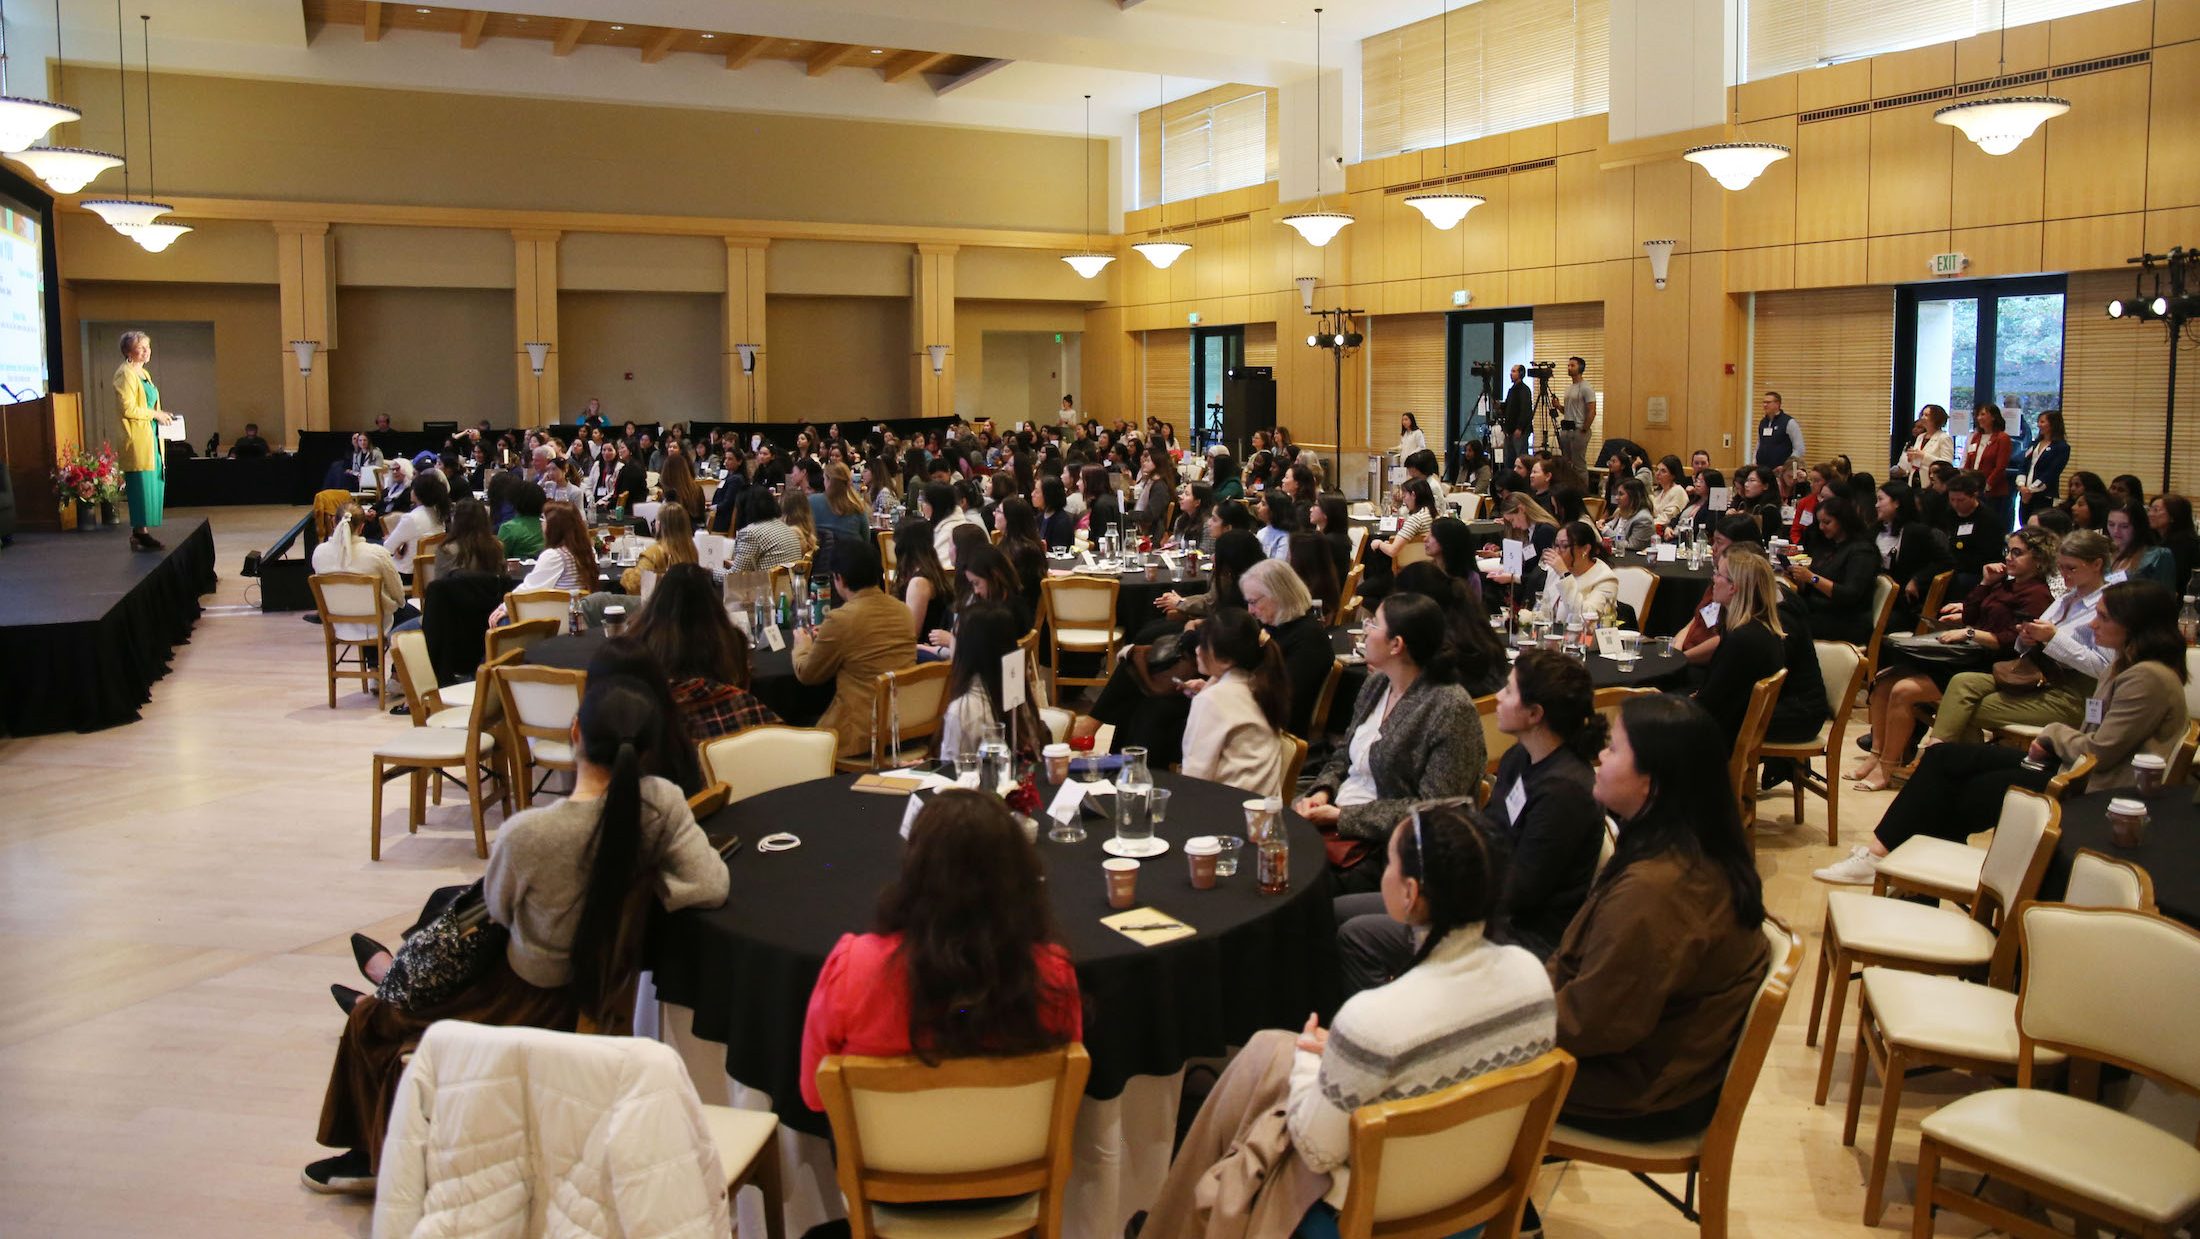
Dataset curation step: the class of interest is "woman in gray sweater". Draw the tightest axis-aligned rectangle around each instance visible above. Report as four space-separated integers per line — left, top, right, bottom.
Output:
1293 591 1483 894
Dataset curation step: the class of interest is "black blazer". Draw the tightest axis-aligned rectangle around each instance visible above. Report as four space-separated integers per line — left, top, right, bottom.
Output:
1041 508 1077 551
1801 537 1882 645
1271 614 1336 739
1694 618 1786 750
611 462 650 511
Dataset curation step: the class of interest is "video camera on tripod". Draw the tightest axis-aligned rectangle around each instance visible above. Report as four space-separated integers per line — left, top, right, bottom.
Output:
1524 361 1556 382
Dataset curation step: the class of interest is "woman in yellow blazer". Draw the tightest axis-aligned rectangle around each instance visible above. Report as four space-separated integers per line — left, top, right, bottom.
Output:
114 330 176 551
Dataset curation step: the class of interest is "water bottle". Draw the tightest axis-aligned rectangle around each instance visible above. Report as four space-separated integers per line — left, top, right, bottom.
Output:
566 590 585 636
1253 796 1289 894
2182 596 2199 646
1114 746 1153 849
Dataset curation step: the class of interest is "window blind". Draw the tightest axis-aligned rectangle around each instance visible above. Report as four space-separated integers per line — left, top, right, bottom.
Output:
1747 0 2142 82
1360 0 1609 160
1137 86 1278 207
1142 329 1192 425
1371 314 1449 456
1535 303 1608 465
2062 271 2200 495
1752 287 1896 475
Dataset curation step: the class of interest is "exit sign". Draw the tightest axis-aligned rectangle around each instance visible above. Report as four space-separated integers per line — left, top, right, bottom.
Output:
1929 252 1971 277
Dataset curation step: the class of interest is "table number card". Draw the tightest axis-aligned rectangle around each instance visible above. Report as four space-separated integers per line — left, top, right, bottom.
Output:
1655 544 1677 562
1596 628 1623 657
763 623 786 652
1502 539 1527 579
1001 647 1027 710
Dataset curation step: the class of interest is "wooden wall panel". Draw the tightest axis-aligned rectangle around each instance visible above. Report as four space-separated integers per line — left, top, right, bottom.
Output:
1536 303 1607 464
1140 327 1190 426
1507 166 1557 271
2044 214 2144 272
1871 44 1954 99
1796 114 1871 244
1868 106 1954 238
1726 116 1798 250
1951 115 2045 229
2147 40 2200 211
2064 268 2200 493
1369 312 1447 454
1555 152 1633 265
2043 66 2152 220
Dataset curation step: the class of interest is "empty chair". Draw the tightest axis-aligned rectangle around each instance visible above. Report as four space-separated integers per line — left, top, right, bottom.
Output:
1757 641 1867 846
848 661 953 773
698 725 839 802
389 630 467 730
1610 565 1658 633
1862 574 1897 675
1041 575 1123 693
369 656 507 859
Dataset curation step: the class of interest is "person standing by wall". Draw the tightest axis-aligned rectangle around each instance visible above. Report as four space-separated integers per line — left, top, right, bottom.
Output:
1753 391 1803 471
1558 356 1594 467
113 330 177 552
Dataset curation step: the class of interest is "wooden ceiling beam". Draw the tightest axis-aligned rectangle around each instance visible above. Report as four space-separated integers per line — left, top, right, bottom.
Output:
806 42 861 77
458 10 487 49
723 34 769 70
552 18 588 56
880 50 949 84
933 58 1012 96
361 1 384 42
640 27 682 63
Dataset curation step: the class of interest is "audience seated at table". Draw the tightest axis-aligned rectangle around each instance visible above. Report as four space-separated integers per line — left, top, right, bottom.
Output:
728 487 803 573
2150 492 2200 587
1177 608 1291 799
1935 473 2002 595
936 601 1045 765
612 503 695 596
1480 492 1561 606
1687 547 1822 752
1818 578 2190 885
306 661 729 1195
496 481 546 560
1534 519 1619 626
994 497 1049 621
1781 494 1879 646
798 790 1081 1111
624 563 781 741
1283 530 1341 618
311 505 413 635
657 450 705 527
514 502 598 594
382 470 449 574
1238 559 1338 741
2107 499 2178 589
1143 804 1555 1238
794 540 915 760
808 462 870 559
1871 480 1954 635
892 516 953 643
231 422 270 458
1851 526 2057 789
1367 479 1434 569
1391 562 1510 698
1602 477 1655 553
1926 528 2111 746
1295 592 1483 894
1338 650 1606 998
778 490 820 563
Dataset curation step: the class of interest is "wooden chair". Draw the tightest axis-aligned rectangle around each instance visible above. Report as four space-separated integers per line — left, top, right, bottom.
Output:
1548 917 1803 1239
1729 669 1786 832
1451 491 1483 520
814 1044 1090 1239
1582 494 1606 521
409 532 446 606
1843 853 2155 1225
875 527 896 574
1758 641 1867 846
495 664 588 808
1910 570 1954 635
698 724 839 801
1018 627 1046 706
1611 566 1658 633
1309 657 1346 739
1280 732 1308 801
1333 564 1364 626
1477 692 1516 776
686 782 732 818
504 587 572 626
1911 905 2200 1239
1041 575 1123 692
1861 574 1898 677
1390 535 1430 569
369 655 507 859
1806 787 2062 1105
482 616 561 667
1338 1049 1577 1239
388 630 465 729
310 571 391 709
1871 753 2095 911
847 661 953 773
1347 523 1370 566
1592 686 1653 730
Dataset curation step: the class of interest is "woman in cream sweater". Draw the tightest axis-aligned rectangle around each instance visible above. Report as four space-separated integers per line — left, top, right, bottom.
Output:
1179 608 1290 799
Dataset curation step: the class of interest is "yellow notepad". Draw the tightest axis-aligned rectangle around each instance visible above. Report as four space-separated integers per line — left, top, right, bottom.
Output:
1102 907 1196 946
852 773 926 796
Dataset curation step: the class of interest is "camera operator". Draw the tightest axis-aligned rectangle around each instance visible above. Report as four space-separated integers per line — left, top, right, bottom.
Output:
1558 356 1594 467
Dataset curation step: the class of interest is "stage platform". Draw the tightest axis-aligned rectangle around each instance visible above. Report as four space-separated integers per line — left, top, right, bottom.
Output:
0 519 217 736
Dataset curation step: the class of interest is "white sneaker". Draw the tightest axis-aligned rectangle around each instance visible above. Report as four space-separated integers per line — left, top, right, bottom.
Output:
1813 846 1881 886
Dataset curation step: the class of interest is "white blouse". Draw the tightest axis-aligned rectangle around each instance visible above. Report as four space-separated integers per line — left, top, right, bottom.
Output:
520 546 585 592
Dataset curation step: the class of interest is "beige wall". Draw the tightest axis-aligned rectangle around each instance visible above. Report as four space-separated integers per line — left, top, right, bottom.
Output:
68 282 282 449
330 287 516 429
559 291 724 426
763 296 910 423
954 300 1086 423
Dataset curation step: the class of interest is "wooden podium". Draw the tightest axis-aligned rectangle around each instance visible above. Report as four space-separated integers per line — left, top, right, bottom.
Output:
0 393 82 532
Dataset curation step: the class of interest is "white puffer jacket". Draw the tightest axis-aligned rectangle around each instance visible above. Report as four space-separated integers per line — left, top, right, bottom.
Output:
373 1021 731 1239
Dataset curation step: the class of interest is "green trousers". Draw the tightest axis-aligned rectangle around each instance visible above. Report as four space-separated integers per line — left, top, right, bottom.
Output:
1930 667 2093 744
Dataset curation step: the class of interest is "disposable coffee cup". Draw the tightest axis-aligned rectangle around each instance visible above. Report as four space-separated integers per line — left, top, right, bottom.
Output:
1242 798 1276 837
602 605 626 636
2106 797 2150 848
1043 742 1072 783
2131 753 2167 794
1185 836 1221 890
1103 857 1140 909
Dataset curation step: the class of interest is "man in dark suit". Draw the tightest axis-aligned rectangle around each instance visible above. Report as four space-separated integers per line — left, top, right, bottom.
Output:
1501 364 1534 468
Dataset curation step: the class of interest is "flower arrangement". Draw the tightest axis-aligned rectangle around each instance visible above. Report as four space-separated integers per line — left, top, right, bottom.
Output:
52 443 125 508
1004 771 1043 818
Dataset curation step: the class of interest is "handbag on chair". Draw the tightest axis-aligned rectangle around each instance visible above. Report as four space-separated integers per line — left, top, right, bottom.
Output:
1989 649 2051 692
373 879 509 1011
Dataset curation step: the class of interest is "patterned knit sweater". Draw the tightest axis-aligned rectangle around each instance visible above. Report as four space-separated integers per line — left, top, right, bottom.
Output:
1287 924 1557 1200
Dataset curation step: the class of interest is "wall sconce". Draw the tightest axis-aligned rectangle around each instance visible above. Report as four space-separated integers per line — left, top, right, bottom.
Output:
289 339 320 375
1643 239 1678 290
523 341 551 376
1296 276 1319 315
735 343 761 375
926 344 949 375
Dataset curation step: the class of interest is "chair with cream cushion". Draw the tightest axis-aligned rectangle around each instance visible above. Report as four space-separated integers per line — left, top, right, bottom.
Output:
814 1044 1090 1239
370 656 507 860
310 571 390 708
1758 641 1866 845
1041 576 1122 692
1912 904 2200 1239
842 661 953 774
495 664 587 809
504 587 572 626
1871 752 2095 911
1610 566 1658 634
1336 1049 1575 1239
1548 916 1802 1239
1842 850 2154 1225
686 782 732 819
1861 574 1898 677
698 725 839 802
1347 523 1370 566
1806 788 2060 1105
390 630 466 730
472 617 561 686
1477 693 1515 776
408 533 445 606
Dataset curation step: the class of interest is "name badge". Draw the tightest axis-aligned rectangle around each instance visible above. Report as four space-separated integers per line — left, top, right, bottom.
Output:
1782 505 1796 522
2085 698 2105 728
1699 601 1722 629
1504 779 1527 822
1801 509 1816 527
2105 570 2129 585
1957 523 1975 536
1761 426 1775 437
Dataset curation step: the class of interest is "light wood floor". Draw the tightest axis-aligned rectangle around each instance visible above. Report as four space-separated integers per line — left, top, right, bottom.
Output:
0 506 2019 1236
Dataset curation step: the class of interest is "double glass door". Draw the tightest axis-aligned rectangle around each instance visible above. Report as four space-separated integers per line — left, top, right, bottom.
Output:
1896 276 2065 459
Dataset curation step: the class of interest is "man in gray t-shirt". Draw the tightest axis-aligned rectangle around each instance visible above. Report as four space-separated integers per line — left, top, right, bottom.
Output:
1558 355 1594 466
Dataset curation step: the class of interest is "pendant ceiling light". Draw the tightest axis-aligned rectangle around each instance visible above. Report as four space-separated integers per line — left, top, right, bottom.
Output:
1280 7 1353 247
80 0 166 231
1935 0 2068 155
0 0 79 153
1130 73 1192 269
121 16 184 250
1682 5 1789 192
1402 0 1483 230
1062 93 1114 279
6 0 120 192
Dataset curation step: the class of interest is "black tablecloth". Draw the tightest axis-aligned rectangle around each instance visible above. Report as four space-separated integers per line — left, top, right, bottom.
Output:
649 772 1339 1137
1607 552 1712 638
1044 556 1210 630
2043 790 2200 927
527 629 834 727
162 454 310 507
0 519 217 735
1324 628 1689 734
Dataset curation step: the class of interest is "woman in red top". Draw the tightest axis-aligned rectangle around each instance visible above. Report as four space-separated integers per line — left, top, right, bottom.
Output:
1964 404 2014 531
800 790 1083 1110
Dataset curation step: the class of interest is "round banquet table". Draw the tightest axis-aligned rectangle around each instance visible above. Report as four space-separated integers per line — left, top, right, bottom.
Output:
2041 789 2200 927
1607 550 1713 638
526 629 834 727
649 771 1339 1139
1324 628 1691 733
1044 553 1209 629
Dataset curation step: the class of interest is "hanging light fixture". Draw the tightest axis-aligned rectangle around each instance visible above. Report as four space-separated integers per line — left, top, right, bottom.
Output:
6 0 118 191
117 14 183 251
0 0 79 153
1061 93 1114 279
80 0 165 231
1402 0 1484 231
1280 7 1354 247
1935 0 2068 155
1682 3 1789 192
1130 73 1192 269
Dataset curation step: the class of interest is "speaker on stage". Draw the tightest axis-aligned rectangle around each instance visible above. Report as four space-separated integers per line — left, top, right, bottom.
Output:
1222 366 1275 458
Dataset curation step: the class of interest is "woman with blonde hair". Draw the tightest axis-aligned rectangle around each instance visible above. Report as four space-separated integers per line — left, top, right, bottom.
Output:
311 501 408 626
113 329 179 551
809 460 870 559
1481 490 1562 598
1690 546 1791 748
620 502 699 595
779 490 818 560
656 450 704 525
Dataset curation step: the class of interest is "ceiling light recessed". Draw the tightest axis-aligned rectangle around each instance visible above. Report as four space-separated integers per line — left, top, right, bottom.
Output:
701 32 714 39
610 24 624 31
414 7 430 13
870 48 883 54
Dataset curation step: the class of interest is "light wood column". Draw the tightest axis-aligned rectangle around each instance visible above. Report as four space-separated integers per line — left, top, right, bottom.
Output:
274 222 334 444
910 244 957 418
723 237 769 421
513 229 561 425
